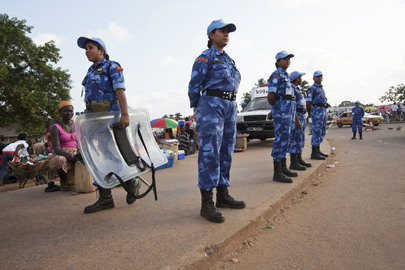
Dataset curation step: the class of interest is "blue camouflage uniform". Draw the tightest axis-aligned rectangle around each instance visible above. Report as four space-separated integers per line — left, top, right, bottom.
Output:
268 67 296 162
306 83 327 146
290 84 306 154
81 58 125 112
81 58 126 186
188 45 241 191
352 106 365 133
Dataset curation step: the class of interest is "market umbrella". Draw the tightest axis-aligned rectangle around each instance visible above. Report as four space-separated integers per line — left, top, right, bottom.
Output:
364 106 377 111
150 118 178 129
178 120 192 126
378 105 391 110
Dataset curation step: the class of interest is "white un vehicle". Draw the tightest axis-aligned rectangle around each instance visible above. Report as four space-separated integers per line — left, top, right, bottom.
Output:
236 84 274 141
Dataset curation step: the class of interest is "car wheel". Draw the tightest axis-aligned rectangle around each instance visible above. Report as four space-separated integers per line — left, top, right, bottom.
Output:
337 122 343 128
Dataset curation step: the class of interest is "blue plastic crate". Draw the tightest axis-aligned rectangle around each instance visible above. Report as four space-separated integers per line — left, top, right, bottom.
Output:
178 150 185 160
155 157 174 170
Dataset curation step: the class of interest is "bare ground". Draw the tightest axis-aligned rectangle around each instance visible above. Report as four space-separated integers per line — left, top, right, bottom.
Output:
212 124 405 270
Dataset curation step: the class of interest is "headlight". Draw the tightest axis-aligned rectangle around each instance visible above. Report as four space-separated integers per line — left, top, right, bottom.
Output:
236 115 243 123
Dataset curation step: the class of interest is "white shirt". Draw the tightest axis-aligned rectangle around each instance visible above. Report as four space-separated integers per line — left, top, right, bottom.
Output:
2 140 28 153
391 104 398 111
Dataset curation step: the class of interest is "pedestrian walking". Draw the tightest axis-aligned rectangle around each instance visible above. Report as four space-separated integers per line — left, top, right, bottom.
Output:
267 51 300 183
289 71 311 170
188 19 245 223
391 102 398 122
306 71 329 160
351 101 365 140
401 103 405 121
77 36 140 214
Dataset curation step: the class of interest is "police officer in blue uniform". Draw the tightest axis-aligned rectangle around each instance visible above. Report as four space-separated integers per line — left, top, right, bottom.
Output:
77 37 140 214
351 101 365 140
289 71 311 170
306 71 329 160
267 51 301 183
188 19 245 223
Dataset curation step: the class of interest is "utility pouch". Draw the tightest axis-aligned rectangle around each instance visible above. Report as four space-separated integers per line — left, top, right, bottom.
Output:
86 100 111 113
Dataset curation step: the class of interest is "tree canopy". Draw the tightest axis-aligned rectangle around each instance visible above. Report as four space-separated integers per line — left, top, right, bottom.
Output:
0 13 72 134
380 84 405 103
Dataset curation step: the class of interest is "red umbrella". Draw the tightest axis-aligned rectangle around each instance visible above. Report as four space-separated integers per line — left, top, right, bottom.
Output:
378 105 391 110
150 118 178 129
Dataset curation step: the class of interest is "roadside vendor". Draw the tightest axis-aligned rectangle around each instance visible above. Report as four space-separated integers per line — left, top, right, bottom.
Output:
0 133 29 185
50 101 78 191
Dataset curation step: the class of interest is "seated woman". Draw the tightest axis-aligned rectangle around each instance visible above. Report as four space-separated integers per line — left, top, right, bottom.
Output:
50 101 78 191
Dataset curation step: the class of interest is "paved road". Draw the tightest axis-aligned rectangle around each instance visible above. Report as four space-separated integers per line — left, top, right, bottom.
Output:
0 123 403 269
212 123 405 270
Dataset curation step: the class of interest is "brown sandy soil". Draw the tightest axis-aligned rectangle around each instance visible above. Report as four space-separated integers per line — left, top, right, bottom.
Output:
212 124 405 270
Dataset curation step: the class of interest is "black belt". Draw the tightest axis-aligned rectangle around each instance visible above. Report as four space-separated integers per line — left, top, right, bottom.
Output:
297 108 307 114
314 103 327 108
205 89 236 101
275 95 296 101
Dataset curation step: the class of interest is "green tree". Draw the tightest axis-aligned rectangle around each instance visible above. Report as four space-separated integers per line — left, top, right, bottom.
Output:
380 84 405 103
241 92 251 105
338 101 355 107
174 112 182 121
254 78 266 87
0 14 72 134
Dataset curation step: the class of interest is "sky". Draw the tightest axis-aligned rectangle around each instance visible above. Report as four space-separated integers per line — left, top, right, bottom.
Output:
3 0 405 120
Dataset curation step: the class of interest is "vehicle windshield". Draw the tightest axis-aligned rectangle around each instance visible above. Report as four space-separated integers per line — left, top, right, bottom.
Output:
245 97 272 111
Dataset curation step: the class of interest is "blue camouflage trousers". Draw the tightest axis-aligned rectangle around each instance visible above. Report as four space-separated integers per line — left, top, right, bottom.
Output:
352 117 363 133
196 96 237 191
290 112 306 154
311 106 327 146
271 100 295 162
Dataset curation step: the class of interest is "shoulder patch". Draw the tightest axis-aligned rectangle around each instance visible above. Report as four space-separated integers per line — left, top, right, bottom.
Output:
196 57 208 63
273 74 281 79
114 66 124 71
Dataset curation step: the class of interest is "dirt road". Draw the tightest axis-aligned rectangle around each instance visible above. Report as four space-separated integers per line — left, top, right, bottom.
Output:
212 123 405 270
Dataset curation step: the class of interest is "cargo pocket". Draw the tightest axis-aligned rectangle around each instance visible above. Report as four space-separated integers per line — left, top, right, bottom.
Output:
198 129 214 153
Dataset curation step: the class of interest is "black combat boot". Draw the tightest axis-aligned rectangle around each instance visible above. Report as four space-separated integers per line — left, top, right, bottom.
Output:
297 153 312 167
311 145 325 160
84 187 115 214
216 186 246 209
281 158 298 177
289 153 306 171
318 145 329 157
351 132 356 140
273 161 293 183
126 177 141 205
359 133 363 140
200 189 225 223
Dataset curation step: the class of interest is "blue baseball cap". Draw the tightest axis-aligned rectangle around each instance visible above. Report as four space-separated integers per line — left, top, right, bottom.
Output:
207 19 236 35
290 71 306 81
313 70 323 77
355 100 360 104
77 37 107 53
240 102 246 106
275 51 294 60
